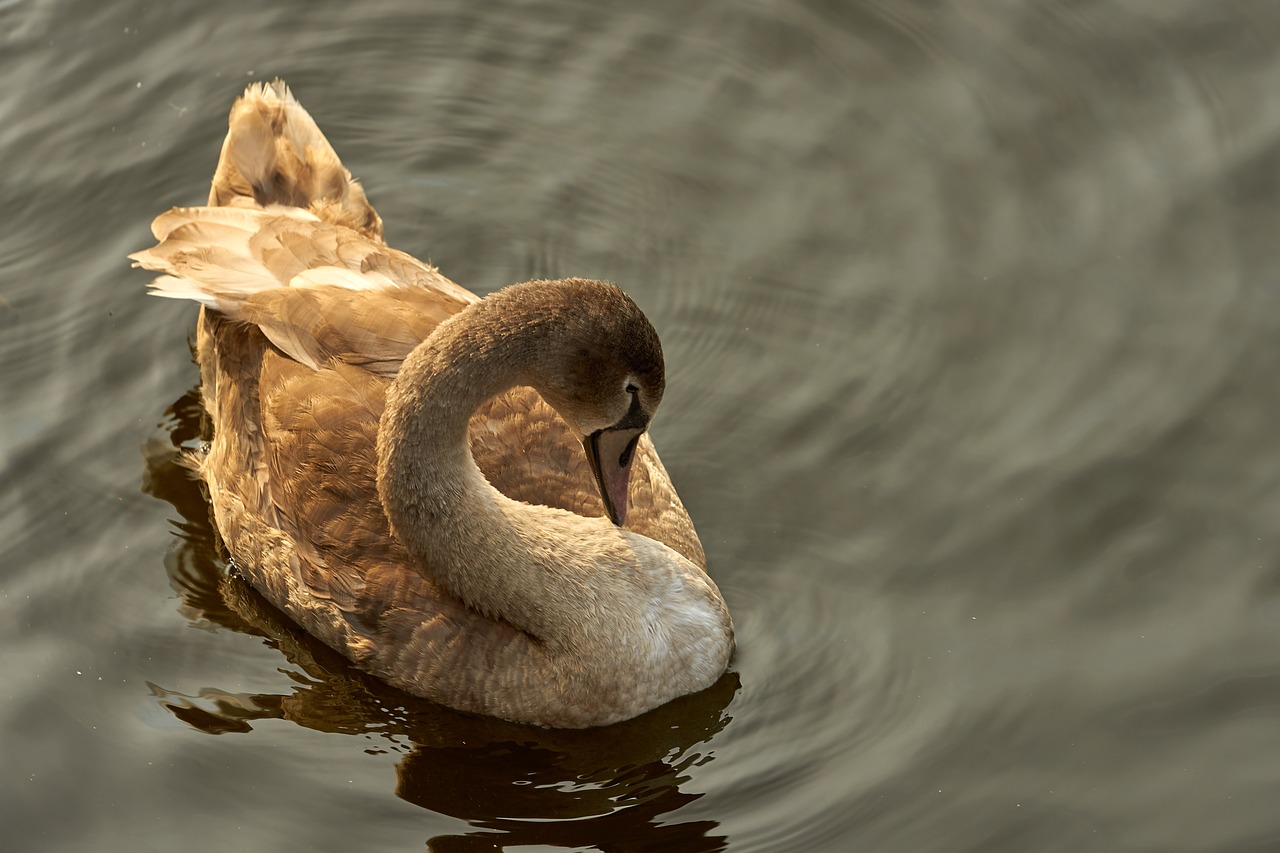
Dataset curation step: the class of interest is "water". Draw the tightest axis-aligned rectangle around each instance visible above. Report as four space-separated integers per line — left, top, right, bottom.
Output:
4 1 1280 850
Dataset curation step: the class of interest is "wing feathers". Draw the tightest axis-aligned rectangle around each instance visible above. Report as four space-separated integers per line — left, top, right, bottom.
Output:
132 205 473 370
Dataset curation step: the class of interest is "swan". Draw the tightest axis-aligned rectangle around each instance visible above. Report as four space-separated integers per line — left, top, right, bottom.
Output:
131 81 733 727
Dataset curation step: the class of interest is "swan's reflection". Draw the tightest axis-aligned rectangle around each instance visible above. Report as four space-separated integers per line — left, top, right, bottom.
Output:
143 387 738 852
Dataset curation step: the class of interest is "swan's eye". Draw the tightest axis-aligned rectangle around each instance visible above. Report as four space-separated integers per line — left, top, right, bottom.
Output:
625 383 639 395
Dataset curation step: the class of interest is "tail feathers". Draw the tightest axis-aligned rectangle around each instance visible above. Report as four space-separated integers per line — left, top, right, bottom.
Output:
208 80 384 241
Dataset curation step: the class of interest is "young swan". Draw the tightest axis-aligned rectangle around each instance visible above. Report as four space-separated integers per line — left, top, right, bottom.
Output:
377 279 734 725
133 81 730 727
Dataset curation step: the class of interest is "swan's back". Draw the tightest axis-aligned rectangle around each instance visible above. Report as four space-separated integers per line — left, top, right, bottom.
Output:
132 82 710 725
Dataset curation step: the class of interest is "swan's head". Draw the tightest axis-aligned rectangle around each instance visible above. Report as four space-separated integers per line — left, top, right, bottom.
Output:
514 279 666 527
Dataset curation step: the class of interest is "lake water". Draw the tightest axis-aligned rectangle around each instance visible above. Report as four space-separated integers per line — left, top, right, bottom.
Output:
4 1 1280 850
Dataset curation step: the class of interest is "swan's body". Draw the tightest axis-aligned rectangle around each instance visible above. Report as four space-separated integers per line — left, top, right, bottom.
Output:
132 82 732 727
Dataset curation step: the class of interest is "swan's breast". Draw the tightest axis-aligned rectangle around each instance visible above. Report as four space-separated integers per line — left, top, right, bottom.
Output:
627 541 733 692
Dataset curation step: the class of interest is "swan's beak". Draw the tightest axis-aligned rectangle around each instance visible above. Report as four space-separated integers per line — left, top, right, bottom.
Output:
584 427 644 526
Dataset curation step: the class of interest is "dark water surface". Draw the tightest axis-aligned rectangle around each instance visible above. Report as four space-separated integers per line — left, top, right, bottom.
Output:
4 1 1280 850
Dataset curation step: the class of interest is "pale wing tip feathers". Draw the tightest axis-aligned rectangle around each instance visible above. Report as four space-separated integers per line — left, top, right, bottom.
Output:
144 275 222 309
133 204 409 313
132 206 293 312
128 245 218 308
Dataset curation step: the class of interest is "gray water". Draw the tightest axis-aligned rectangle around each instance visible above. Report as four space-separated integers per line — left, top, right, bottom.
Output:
4 1 1280 850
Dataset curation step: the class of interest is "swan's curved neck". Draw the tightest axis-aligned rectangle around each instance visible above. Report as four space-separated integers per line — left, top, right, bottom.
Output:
376 292 632 645
377 296 551 626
